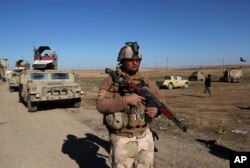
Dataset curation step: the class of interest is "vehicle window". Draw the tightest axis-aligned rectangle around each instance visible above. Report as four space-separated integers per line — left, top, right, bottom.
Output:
29 73 48 80
176 76 182 80
51 73 69 80
165 76 171 80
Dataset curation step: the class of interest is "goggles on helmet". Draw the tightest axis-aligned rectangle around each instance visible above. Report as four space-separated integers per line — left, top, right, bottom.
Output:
117 41 142 62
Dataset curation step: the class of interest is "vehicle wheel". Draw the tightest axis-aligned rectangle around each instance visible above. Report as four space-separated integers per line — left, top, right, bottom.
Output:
18 86 23 103
156 81 163 89
9 86 14 92
158 85 163 89
168 83 173 90
72 98 81 108
184 82 189 88
27 98 37 112
19 96 22 103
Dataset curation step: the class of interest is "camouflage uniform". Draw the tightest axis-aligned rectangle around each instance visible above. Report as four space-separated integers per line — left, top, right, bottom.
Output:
96 67 164 168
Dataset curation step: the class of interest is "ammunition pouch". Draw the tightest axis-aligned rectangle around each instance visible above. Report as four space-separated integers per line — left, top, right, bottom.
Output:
105 109 146 130
105 112 125 130
127 112 146 128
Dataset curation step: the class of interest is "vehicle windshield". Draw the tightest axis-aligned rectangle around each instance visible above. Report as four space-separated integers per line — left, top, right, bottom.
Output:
51 73 69 80
29 73 48 80
13 69 23 73
12 73 18 77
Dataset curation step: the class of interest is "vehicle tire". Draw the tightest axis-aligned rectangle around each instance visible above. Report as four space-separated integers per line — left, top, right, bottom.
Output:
27 97 37 112
19 96 22 103
168 83 173 90
72 98 81 108
18 86 23 103
155 83 160 89
156 81 163 89
9 86 14 92
184 82 189 88
158 85 163 89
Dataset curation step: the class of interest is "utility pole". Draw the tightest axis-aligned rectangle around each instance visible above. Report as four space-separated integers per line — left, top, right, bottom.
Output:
166 58 169 71
222 58 224 71
154 62 156 72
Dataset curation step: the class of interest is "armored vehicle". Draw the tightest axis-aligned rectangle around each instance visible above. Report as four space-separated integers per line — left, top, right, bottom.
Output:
220 67 242 83
188 71 205 81
19 46 84 112
19 69 83 112
156 75 190 89
8 60 30 92
0 58 8 82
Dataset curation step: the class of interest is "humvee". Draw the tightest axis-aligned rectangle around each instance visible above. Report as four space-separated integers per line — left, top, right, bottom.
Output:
188 71 205 81
0 58 8 82
8 60 30 92
19 69 84 112
8 69 23 92
220 67 242 83
19 46 84 112
156 75 190 89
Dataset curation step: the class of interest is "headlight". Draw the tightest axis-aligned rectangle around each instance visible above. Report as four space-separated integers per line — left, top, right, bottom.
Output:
35 94 40 98
80 90 84 95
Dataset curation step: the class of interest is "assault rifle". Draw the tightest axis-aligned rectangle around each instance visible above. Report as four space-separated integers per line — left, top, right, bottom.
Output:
105 68 189 132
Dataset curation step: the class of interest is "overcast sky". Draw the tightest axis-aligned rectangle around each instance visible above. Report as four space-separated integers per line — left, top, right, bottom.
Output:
1 0 249 70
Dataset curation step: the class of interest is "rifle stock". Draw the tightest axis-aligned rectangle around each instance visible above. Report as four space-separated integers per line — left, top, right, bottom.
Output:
105 68 189 132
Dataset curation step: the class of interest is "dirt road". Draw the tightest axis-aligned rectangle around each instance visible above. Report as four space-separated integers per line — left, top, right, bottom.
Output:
0 82 109 168
1 77 249 168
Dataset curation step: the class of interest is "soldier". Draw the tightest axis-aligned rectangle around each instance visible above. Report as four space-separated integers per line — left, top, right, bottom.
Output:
204 74 212 96
96 42 165 168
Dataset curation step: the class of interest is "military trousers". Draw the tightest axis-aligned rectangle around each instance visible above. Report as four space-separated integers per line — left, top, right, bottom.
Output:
204 86 211 95
109 128 154 168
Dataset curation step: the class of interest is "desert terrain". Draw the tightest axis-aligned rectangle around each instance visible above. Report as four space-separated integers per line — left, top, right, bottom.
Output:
0 65 249 168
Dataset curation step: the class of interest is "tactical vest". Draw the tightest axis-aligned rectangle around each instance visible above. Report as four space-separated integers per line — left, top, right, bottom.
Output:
104 74 149 133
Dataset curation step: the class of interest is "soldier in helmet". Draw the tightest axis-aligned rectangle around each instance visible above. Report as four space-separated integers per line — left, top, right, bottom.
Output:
96 42 165 168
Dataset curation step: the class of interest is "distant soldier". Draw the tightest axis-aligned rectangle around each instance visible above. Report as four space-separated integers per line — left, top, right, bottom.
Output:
96 42 164 168
204 74 212 96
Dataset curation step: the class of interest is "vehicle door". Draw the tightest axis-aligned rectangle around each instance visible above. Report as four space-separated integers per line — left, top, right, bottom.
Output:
175 76 183 87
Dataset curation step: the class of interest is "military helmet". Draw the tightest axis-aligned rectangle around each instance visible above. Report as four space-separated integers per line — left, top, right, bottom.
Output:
117 42 142 62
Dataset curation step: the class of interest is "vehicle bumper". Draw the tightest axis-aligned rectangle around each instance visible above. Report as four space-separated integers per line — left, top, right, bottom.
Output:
29 93 83 102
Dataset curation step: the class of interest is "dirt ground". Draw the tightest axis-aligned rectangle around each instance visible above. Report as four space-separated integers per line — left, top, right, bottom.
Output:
0 66 249 168
75 65 250 167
